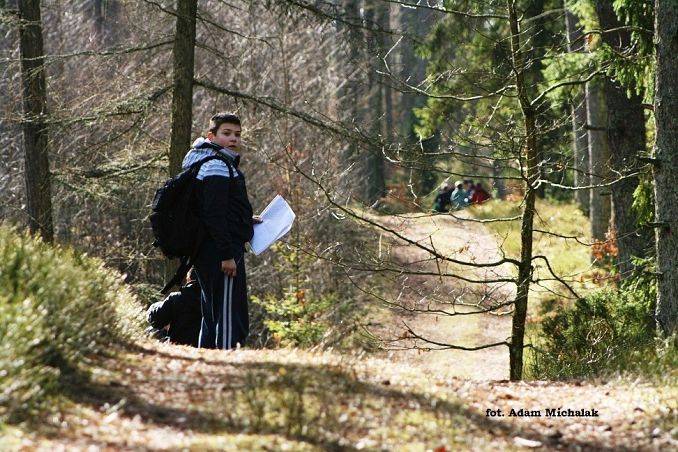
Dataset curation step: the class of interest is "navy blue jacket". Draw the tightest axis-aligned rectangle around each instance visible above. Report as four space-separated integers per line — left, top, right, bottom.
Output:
182 138 254 261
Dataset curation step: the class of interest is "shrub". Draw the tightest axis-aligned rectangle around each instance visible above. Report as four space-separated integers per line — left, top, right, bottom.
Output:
0 225 143 422
251 288 334 347
528 269 676 380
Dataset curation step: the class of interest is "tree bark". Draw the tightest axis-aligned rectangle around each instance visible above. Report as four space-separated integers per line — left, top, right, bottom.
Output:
382 3 394 143
508 0 537 381
595 0 651 276
397 4 437 195
493 160 507 200
337 0 361 156
586 79 611 243
525 0 546 200
18 0 53 242
91 0 118 45
652 0 678 335
565 8 590 214
168 0 197 176
363 0 386 202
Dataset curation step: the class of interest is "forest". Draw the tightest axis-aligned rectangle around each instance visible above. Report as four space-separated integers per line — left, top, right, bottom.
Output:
0 0 676 449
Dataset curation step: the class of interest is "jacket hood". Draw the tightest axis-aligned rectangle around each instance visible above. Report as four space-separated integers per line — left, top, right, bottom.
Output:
183 137 240 169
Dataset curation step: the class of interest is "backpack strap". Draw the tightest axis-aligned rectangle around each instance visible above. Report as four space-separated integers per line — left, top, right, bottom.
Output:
160 155 236 295
161 256 192 295
189 154 236 178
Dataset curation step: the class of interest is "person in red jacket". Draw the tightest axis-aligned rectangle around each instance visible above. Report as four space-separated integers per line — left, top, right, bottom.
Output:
470 182 491 204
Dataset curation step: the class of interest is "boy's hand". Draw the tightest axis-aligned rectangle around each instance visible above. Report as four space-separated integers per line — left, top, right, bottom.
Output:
221 259 237 277
252 215 264 224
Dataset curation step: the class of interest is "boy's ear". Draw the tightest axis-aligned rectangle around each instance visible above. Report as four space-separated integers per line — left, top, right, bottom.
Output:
206 131 214 140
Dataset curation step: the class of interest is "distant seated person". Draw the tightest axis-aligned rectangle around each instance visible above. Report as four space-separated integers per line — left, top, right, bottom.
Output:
433 183 453 212
450 180 470 210
463 179 475 198
147 269 202 347
470 181 491 204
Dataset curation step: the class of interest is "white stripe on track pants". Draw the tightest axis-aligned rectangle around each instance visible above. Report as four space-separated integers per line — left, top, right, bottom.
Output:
194 243 249 349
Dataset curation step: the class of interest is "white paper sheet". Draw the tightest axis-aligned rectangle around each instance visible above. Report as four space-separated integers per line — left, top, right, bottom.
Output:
249 195 296 255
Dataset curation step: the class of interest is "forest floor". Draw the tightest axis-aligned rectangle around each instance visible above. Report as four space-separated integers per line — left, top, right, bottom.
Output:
3 212 676 451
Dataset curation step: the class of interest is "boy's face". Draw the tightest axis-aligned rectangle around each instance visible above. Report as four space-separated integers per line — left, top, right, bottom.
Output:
208 122 242 151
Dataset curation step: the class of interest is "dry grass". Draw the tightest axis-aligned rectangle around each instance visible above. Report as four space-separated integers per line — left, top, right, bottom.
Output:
470 198 604 304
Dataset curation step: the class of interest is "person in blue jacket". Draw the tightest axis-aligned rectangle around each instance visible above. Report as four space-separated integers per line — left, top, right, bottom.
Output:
450 180 470 210
181 112 262 350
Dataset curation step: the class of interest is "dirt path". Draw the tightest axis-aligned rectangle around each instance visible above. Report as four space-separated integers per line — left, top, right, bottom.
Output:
4 213 676 450
7 344 674 451
370 212 516 380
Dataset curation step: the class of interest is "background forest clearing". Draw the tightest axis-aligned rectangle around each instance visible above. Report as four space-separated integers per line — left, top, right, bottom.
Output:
357 198 594 380
472 198 598 303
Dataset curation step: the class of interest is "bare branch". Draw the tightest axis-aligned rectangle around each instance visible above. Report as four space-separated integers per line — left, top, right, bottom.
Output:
400 321 509 351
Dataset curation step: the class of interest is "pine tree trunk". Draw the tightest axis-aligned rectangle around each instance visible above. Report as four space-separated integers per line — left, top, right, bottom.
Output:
382 3 394 142
168 0 197 177
363 0 386 202
565 8 590 214
652 0 678 336
338 0 361 163
493 160 507 200
90 0 118 45
586 79 611 243
595 0 651 276
92 0 105 38
18 0 53 242
525 0 546 200
508 0 537 381
397 4 436 195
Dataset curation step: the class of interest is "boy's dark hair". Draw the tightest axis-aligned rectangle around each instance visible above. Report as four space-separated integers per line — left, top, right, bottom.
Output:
208 112 241 133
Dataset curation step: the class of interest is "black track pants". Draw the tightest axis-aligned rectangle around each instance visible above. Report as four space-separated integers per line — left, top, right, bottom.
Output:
193 240 249 349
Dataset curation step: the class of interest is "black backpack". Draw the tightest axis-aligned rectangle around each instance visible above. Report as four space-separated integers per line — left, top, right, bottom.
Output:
150 154 234 293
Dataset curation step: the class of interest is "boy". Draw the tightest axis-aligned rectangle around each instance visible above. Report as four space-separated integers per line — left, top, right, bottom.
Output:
181 112 261 349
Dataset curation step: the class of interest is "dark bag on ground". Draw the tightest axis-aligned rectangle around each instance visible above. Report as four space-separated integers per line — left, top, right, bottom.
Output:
150 154 233 294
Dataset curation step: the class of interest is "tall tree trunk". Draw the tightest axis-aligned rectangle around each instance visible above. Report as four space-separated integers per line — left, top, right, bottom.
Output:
18 0 53 242
168 0 197 176
363 0 386 202
586 79 611 244
493 160 507 200
397 4 437 196
595 0 651 276
565 8 590 214
382 2 395 182
508 0 538 381
382 3 394 141
336 0 362 180
92 0 105 38
525 0 546 200
90 0 118 46
652 0 678 335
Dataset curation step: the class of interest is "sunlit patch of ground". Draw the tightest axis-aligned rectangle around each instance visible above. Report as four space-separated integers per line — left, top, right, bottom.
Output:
2 343 674 450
